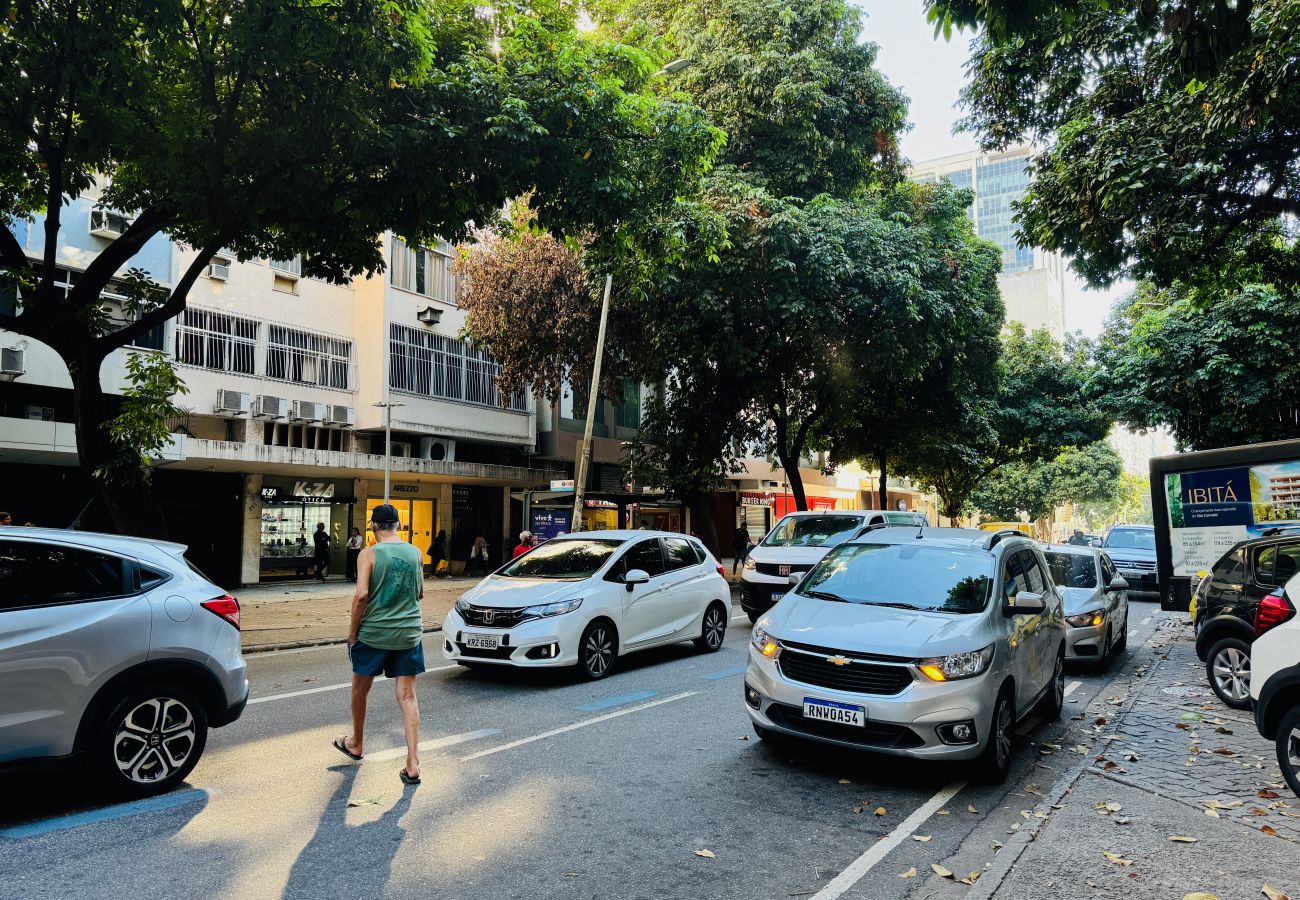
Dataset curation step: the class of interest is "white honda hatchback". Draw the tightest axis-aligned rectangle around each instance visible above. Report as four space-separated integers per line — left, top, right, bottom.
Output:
442 530 732 679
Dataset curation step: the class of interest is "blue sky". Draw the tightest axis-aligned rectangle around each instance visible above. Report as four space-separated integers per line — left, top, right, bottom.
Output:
856 0 1127 338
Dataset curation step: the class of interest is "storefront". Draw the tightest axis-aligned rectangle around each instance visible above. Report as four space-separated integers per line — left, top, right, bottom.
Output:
737 491 776 542
365 491 438 565
258 477 355 579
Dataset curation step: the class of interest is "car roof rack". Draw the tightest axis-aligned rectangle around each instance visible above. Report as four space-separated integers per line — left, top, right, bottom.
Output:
1261 525 1300 537
983 529 1027 550
853 522 893 538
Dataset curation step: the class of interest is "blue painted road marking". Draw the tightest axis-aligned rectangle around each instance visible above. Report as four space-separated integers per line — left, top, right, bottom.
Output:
0 788 208 840
702 665 748 681
575 690 658 712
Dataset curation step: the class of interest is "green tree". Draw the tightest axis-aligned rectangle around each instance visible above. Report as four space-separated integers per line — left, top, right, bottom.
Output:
0 0 717 536
923 0 1300 292
1077 472 1152 530
1094 283 1300 450
972 441 1122 534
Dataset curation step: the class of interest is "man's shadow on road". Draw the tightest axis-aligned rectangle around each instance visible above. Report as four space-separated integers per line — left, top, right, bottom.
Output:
282 765 414 899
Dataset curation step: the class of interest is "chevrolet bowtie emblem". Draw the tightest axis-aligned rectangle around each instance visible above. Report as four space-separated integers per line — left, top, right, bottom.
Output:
826 655 850 666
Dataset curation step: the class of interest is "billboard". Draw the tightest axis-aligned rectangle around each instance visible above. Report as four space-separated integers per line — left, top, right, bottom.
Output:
530 509 571 543
1165 461 1300 575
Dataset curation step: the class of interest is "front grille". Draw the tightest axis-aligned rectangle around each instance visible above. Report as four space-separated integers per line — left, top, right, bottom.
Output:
777 650 913 695
755 562 814 577
459 604 535 629
767 703 923 749
1110 559 1155 572
780 639 913 664
455 642 515 660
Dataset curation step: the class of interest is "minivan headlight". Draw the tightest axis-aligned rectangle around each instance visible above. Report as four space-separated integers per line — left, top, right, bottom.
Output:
743 556 756 571
522 597 583 618
1066 610 1104 628
751 627 781 658
918 645 993 682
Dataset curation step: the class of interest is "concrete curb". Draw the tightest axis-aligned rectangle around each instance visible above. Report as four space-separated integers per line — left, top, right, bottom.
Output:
963 621 1175 900
243 623 444 655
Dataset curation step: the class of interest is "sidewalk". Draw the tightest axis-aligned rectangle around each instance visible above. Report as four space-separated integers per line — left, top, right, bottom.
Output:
236 576 474 652
976 618 1299 900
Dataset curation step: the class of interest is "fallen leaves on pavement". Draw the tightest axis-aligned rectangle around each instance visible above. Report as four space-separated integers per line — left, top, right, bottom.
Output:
897 867 916 879
1102 851 1134 866
1260 824 1280 837
1259 789 1282 799
968 804 979 814
960 871 982 886
1168 835 1199 843
912 834 932 842
1261 885 1290 900
693 849 715 859
874 806 886 817
931 864 954 878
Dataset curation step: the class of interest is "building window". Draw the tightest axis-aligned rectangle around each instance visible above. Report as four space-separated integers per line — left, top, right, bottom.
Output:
175 307 259 374
615 380 641 428
389 236 456 304
388 324 526 411
269 256 302 278
265 324 352 390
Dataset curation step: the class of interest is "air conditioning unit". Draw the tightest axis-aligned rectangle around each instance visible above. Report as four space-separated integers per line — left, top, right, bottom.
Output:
418 436 456 462
207 259 231 281
89 206 133 240
291 400 324 422
324 404 355 427
389 441 412 458
25 405 54 421
254 395 288 419
1 347 25 377
214 389 251 416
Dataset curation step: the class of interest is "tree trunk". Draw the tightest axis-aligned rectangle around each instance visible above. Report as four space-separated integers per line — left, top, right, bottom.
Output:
71 354 169 538
687 491 720 559
876 450 889 511
775 449 808 511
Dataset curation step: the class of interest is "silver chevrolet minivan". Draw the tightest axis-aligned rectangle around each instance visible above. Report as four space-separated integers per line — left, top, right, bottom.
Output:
745 528 1065 782
0 528 248 797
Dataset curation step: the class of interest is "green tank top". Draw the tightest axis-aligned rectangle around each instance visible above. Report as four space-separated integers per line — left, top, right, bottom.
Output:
359 541 425 650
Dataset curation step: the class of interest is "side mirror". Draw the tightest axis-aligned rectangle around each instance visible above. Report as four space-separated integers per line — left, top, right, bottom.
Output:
1106 576 1129 594
788 572 803 586
1006 591 1046 615
624 569 650 592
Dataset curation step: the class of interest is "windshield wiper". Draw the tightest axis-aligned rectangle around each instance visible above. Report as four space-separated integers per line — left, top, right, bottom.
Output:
803 589 850 603
860 601 922 611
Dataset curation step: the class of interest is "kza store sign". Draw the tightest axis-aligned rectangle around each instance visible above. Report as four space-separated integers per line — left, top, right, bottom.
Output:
262 481 342 504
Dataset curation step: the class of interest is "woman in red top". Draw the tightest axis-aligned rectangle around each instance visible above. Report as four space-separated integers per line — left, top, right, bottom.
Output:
512 531 535 559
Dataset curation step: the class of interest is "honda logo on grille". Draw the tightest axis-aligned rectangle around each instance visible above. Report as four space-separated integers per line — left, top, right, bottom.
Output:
778 564 792 577
482 610 494 624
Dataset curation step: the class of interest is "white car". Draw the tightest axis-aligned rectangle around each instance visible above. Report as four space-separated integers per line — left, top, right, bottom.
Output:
1042 544 1130 670
1250 571 1300 797
442 530 732 680
740 510 927 622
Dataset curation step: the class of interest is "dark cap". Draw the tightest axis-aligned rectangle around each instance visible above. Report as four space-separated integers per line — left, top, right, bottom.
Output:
370 503 400 525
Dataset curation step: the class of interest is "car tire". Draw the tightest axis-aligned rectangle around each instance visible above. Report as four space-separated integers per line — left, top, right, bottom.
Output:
695 603 728 653
577 620 617 681
975 686 1015 784
1096 627 1112 673
1206 637 1252 710
746 610 759 624
1113 621 1128 654
1036 648 1065 721
94 685 209 799
1275 705 1300 799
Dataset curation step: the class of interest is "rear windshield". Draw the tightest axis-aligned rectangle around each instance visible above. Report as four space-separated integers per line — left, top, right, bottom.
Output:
797 544 993 614
762 515 864 548
497 538 623 580
1104 529 1155 551
1045 552 1098 589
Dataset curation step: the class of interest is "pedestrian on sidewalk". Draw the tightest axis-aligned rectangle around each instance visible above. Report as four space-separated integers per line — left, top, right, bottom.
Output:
313 523 331 581
512 531 534 559
468 533 489 575
345 527 363 581
333 503 425 785
428 530 447 577
732 525 751 576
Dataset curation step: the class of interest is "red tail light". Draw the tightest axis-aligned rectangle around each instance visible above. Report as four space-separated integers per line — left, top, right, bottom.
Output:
1255 592 1294 636
202 595 241 630
716 563 726 577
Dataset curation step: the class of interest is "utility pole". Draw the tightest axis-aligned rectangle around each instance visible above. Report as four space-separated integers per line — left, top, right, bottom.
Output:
374 400 404 504
572 274 613 529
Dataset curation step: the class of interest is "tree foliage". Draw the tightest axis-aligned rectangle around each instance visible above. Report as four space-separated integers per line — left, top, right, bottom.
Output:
972 440 1123 527
925 0 1300 291
1095 282 1300 450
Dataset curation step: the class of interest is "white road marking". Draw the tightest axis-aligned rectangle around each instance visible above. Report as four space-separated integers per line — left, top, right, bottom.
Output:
460 691 698 761
1129 629 1138 638
1064 680 1082 698
810 781 966 900
365 728 502 762
247 664 459 704
1141 616 1152 625
730 612 751 622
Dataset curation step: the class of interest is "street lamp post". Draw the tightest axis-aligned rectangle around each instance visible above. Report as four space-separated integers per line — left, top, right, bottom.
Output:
373 400 405 504
572 274 614 528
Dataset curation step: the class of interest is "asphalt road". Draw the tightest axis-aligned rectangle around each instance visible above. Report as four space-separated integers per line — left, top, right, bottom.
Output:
0 603 1170 899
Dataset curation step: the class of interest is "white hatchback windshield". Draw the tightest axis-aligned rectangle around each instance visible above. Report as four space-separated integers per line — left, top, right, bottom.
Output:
797 544 993 614
762 515 864 548
498 539 623 579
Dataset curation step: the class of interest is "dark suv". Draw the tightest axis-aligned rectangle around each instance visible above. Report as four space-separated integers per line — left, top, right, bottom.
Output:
1193 529 1300 709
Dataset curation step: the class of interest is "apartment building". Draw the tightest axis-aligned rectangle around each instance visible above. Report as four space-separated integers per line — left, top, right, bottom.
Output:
1 189 565 585
911 147 1068 340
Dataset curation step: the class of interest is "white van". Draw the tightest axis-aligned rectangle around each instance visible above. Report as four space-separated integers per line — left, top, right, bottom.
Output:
738 509 927 622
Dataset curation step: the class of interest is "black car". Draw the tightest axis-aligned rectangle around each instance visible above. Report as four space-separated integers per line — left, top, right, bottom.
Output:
1194 528 1300 709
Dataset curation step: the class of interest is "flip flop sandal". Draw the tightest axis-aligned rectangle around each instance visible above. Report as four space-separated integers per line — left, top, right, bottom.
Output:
332 737 363 761
399 769 421 785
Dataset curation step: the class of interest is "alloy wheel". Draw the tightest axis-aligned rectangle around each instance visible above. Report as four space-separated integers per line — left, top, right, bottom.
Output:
1286 727 1300 781
703 608 726 649
584 626 614 678
994 698 1012 770
1211 647 1251 702
113 698 197 784
1053 655 1065 707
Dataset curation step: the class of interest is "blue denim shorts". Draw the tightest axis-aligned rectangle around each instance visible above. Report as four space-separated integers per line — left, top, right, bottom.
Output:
348 640 426 677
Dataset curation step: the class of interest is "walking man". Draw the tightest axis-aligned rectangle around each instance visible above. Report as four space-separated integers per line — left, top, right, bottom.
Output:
313 522 331 581
732 524 750 576
333 503 425 784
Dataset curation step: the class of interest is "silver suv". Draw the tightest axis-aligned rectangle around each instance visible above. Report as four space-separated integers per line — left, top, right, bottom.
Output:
0 529 248 798
745 528 1065 782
